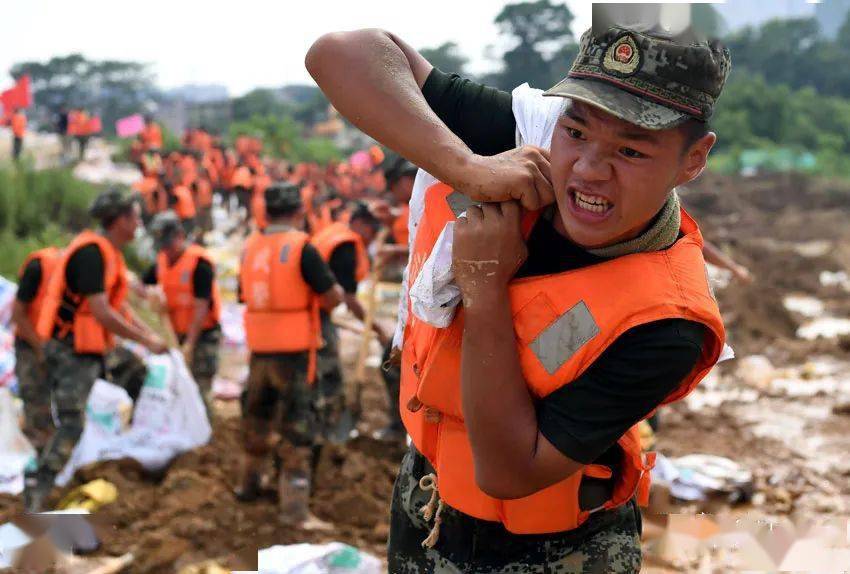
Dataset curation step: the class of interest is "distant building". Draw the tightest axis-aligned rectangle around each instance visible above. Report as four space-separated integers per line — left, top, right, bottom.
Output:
157 97 232 138
816 0 850 38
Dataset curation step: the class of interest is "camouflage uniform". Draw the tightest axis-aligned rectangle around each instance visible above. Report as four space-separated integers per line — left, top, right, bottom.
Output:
315 311 346 440
37 338 104 481
14 341 53 453
104 344 148 402
181 327 221 413
241 352 317 475
388 447 642 574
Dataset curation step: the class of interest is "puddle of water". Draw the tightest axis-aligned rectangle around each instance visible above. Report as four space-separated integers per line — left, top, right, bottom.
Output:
797 317 850 340
783 295 825 318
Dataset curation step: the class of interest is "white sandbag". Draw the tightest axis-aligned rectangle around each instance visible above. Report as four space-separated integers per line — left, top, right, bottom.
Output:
55 379 134 486
258 542 382 574
221 302 246 348
0 387 35 494
56 350 211 486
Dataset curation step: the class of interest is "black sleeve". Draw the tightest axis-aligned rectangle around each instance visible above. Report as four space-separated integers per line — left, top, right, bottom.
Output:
66 244 105 295
16 259 43 303
422 68 516 156
192 259 214 299
537 319 706 464
327 242 358 294
300 243 336 295
142 264 158 286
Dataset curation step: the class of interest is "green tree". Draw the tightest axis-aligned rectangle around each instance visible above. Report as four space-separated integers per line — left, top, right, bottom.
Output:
11 54 157 134
490 0 576 90
231 88 289 123
420 42 469 75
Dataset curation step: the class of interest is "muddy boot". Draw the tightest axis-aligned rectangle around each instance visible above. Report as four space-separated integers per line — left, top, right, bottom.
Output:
278 471 332 532
234 455 263 502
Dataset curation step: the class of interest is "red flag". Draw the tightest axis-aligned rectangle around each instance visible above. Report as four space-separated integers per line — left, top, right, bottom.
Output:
1 75 32 111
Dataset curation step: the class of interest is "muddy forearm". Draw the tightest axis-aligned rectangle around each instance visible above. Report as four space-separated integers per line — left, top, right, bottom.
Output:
305 29 475 188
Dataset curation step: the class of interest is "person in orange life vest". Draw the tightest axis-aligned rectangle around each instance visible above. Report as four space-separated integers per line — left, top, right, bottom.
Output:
192 168 215 236
11 108 26 162
309 25 729 571
367 155 418 443
73 109 91 162
144 211 221 415
236 182 343 529
24 189 168 512
12 246 62 454
140 115 163 152
311 202 388 443
164 178 197 236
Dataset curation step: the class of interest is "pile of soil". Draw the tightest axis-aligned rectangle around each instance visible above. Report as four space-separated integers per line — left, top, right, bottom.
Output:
5 171 850 573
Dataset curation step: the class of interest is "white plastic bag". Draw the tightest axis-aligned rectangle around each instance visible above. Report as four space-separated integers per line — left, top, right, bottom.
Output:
258 543 382 574
0 387 35 494
409 221 462 328
57 351 211 485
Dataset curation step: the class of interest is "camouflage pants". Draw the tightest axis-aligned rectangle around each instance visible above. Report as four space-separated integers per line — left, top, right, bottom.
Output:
180 328 221 413
388 447 642 574
15 341 53 453
38 339 104 479
241 352 317 472
316 312 346 439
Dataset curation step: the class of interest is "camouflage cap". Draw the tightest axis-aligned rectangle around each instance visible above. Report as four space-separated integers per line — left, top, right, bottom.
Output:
149 210 183 249
89 187 137 221
264 181 302 213
544 27 731 130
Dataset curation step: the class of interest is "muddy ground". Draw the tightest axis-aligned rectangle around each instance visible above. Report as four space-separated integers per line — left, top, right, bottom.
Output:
3 171 850 573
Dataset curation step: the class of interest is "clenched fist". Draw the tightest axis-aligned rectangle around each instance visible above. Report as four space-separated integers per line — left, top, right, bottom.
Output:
452 201 527 308
453 146 554 211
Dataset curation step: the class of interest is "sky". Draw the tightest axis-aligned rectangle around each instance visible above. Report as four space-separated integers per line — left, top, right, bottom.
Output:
0 1 825 97
1 0 591 96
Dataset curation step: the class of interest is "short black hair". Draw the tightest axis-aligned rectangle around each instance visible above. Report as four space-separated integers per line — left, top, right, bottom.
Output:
101 203 135 229
680 118 710 150
349 202 380 230
266 202 300 219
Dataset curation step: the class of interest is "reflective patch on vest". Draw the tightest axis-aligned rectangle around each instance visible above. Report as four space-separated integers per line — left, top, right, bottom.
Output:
530 300 599 375
446 192 478 218
180 270 190 284
279 244 291 263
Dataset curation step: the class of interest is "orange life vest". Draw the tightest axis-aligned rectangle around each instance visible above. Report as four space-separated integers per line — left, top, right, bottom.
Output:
140 123 163 150
133 177 162 214
36 231 129 355
194 179 213 209
312 221 370 283
400 182 726 535
392 205 410 247
157 245 221 336
172 185 196 219
11 112 26 138
16 247 61 340
230 165 253 190
240 229 321 382
251 193 267 231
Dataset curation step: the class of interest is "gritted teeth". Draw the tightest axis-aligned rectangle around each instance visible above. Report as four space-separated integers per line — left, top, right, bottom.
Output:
573 190 612 213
